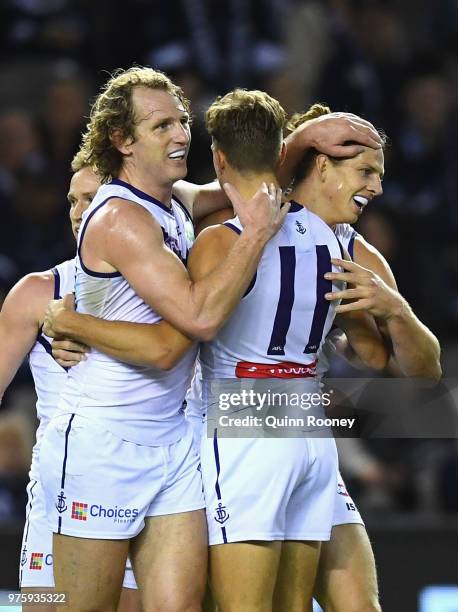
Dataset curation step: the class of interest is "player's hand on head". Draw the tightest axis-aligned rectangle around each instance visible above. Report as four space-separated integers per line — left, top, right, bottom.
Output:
43 293 75 338
304 112 382 158
324 258 405 320
52 338 89 368
223 182 289 241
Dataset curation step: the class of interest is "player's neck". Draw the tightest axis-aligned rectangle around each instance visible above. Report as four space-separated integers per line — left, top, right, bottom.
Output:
117 168 173 208
226 172 279 201
289 182 334 227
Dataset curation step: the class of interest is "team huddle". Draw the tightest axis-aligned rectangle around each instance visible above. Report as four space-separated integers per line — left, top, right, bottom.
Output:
0 66 441 612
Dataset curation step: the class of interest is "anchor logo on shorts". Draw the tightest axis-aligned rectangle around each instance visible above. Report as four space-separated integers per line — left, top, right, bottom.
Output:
55 490 68 514
295 220 306 235
21 546 27 566
214 502 229 524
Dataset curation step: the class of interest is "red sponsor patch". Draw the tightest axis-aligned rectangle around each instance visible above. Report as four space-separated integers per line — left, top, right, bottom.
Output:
235 359 317 379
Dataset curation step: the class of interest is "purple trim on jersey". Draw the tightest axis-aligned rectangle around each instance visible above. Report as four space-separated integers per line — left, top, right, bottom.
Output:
57 414 75 534
304 245 332 354
111 178 173 215
52 268 61 299
336 237 345 259
20 479 37 583
348 232 357 260
288 201 304 213
77 197 122 278
36 333 68 372
268 246 296 356
223 222 241 235
172 193 193 223
243 272 257 298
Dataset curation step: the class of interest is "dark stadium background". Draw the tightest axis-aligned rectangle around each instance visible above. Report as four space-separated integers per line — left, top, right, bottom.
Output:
0 1 457 610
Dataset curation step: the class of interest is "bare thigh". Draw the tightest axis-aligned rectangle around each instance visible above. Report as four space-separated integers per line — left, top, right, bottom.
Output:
210 541 282 612
22 587 58 612
314 524 381 612
273 540 321 612
53 533 129 612
131 509 207 612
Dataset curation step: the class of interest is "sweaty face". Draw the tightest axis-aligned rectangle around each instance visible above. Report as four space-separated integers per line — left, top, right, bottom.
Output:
68 167 100 239
322 147 384 225
125 87 191 187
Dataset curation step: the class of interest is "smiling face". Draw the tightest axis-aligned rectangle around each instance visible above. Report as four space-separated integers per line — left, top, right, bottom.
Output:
119 87 191 188
320 147 384 225
68 166 100 239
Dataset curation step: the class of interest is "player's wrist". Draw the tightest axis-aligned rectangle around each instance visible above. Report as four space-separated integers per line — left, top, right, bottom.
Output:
383 295 411 322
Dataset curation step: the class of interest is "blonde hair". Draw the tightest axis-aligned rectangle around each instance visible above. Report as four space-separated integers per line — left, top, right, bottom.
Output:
287 103 332 133
81 66 190 183
206 89 286 172
70 147 90 173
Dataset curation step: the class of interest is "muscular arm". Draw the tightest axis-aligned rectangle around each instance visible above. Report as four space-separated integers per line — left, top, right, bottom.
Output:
335 310 389 371
48 298 194 370
79 186 284 341
0 274 53 401
328 238 442 380
353 237 441 380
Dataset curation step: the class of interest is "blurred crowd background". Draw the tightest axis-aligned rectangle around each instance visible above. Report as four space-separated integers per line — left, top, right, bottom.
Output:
0 0 457 527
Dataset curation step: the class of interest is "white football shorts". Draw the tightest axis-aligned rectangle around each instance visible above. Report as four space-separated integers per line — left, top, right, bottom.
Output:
19 478 138 588
40 413 204 539
201 430 338 545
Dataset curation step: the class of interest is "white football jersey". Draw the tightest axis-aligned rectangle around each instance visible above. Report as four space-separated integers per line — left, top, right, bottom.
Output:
200 202 344 381
28 258 75 479
56 179 197 445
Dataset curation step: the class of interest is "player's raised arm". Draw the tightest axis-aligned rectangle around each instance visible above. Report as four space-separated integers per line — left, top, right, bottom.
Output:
278 111 384 189
325 237 441 380
84 182 286 341
173 179 231 225
0 274 53 400
46 294 194 370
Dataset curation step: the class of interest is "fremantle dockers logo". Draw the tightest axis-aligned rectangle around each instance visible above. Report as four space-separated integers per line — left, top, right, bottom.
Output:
214 502 229 524
21 546 27 566
56 490 68 513
295 220 306 234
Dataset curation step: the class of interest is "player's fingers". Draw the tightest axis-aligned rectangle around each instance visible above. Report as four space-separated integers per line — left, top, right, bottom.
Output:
52 339 89 353
62 293 75 310
330 144 366 157
324 271 356 283
334 298 373 313
52 348 87 362
278 201 291 223
325 288 367 301
331 258 365 272
55 358 81 368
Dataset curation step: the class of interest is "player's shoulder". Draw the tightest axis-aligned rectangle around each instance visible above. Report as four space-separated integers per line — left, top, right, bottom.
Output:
1 269 55 320
90 196 162 233
191 220 238 257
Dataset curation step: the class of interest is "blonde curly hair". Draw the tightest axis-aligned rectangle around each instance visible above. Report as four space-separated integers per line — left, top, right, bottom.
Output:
81 66 190 183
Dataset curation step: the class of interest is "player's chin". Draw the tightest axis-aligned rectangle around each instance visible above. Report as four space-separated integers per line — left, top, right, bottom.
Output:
171 163 188 181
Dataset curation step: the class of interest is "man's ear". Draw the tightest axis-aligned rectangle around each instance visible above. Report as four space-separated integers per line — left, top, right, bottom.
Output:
277 140 287 168
212 146 227 174
110 128 133 155
315 154 328 182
